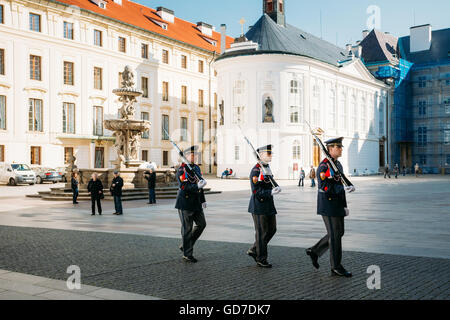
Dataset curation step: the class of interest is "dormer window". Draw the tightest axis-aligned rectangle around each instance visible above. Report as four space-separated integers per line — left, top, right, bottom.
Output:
91 0 107 9
156 7 174 23
197 22 213 37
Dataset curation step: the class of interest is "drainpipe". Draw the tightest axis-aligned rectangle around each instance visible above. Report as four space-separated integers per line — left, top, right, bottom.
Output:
208 51 216 174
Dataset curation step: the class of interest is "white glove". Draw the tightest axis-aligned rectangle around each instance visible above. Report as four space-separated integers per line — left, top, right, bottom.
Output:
271 186 282 195
197 179 207 189
202 202 207 209
344 186 356 193
344 208 350 216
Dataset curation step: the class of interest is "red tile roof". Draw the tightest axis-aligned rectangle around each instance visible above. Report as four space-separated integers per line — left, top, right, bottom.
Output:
53 0 233 53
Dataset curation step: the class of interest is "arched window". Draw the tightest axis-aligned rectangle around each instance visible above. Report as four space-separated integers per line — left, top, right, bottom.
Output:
266 0 273 13
279 0 284 12
311 82 321 126
292 140 301 160
361 96 367 132
339 89 347 129
379 101 384 135
328 89 336 129
350 93 357 132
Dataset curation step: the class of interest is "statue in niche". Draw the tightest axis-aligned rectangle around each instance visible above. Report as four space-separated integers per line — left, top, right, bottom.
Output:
263 96 274 123
121 65 135 89
219 100 224 125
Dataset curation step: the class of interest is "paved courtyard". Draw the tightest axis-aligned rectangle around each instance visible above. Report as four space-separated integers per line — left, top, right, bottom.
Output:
0 175 449 299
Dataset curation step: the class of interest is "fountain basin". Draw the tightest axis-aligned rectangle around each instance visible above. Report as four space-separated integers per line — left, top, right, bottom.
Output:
104 119 150 132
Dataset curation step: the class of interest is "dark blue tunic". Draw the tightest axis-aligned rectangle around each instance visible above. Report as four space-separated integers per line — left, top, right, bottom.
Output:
175 163 206 212
248 163 277 216
316 158 347 217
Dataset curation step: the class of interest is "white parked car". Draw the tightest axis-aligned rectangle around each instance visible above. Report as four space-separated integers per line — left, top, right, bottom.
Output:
0 163 36 186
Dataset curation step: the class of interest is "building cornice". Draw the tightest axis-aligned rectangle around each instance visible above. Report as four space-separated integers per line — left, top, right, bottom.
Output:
27 0 218 57
215 53 389 90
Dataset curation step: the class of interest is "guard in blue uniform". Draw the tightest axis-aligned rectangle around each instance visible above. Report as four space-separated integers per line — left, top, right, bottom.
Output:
175 146 207 263
306 137 353 277
247 145 281 268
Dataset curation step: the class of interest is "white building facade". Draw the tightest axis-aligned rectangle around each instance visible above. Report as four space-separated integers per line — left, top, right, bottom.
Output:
0 0 228 172
214 8 389 179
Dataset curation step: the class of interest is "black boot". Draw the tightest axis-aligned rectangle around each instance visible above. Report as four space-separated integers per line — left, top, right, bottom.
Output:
306 248 319 269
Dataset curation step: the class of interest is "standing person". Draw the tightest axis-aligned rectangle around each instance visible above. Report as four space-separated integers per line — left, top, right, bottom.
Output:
298 167 305 187
402 165 406 176
247 145 281 268
306 137 354 277
111 170 124 215
415 163 420 177
175 146 207 263
87 173 103 216
71 172 79 204
145 169 157 204
393 164 399 179
309 165 316 187
384 164 391 179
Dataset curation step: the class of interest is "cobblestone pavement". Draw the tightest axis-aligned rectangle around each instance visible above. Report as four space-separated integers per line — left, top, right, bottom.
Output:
0 176 449 259
0 225 448 300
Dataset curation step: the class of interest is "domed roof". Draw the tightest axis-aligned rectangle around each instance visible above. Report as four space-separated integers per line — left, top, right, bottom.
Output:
217 14 347 66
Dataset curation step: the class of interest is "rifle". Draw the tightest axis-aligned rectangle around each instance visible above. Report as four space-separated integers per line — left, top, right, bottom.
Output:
305 121 354 188
163 128 201 182
238 125 279 188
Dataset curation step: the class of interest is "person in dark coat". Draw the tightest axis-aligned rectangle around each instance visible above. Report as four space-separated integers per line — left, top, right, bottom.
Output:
71 172 79 204
298 167 305 187
175 146 207 263
247 144 281 268
309 165 316 187
110 170 124 215
384 164 391 179
87 172 103 216
306 137 354 277
144 169 157 204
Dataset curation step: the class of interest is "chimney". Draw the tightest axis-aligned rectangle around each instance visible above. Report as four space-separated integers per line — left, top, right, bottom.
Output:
352 45 362 58
362 29 369 39
346 43 352 53
220 24 227 54
410 24 432 52
157 7 175 23
197 22 213 37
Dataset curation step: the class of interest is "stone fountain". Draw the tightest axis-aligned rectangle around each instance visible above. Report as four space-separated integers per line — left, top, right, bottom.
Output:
104 65 151 189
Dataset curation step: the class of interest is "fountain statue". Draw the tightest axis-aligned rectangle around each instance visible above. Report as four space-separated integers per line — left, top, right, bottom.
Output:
104 66 151 169
104 66 151 188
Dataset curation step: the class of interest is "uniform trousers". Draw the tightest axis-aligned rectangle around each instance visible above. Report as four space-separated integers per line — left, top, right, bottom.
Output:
311 216 345 269
249 214 277 263
178 209 206 257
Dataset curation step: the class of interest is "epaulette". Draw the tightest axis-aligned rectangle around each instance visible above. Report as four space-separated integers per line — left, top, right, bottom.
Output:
181 163 186 168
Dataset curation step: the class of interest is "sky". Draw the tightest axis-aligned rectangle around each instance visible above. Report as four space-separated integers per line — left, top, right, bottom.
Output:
135 0 450 48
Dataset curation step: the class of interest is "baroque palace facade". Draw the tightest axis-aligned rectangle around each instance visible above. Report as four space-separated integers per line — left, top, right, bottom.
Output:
0 0 232 173
215 0 390 179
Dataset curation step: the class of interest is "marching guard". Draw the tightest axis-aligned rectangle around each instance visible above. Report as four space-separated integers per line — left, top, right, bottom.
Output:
306 137 354 277
247 145 281 268
175 146 208 263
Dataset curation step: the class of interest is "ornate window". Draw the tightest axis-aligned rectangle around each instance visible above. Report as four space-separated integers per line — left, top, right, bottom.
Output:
328 89 336 129
339 89 347 130
292 140 300 160
62 102 75 134
29 99 43 132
